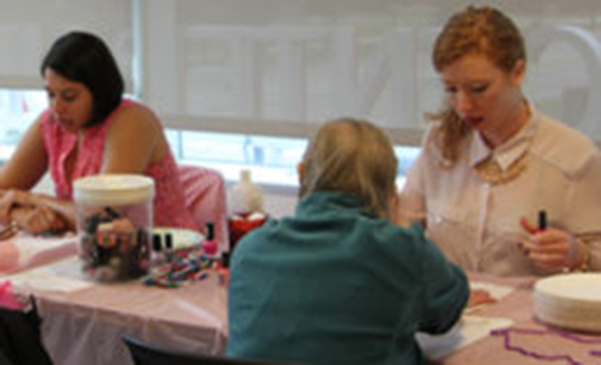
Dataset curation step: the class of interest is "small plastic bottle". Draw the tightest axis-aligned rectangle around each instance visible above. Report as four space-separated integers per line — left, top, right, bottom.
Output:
229 169 263 215
228 170 267 251
203 222 219 259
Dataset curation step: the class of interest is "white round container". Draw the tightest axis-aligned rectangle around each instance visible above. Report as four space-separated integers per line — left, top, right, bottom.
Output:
534 273 601 332
73 174 155 281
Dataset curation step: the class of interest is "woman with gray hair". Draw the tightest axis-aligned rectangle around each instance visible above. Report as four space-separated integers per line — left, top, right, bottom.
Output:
227 118 469 365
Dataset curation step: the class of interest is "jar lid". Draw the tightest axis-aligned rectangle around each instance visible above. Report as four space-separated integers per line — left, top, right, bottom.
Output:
73 174 155 206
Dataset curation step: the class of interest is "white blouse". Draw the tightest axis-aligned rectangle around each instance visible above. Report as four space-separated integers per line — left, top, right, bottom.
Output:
398 109 601 276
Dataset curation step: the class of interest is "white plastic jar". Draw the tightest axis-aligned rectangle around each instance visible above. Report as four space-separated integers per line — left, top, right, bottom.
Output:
73 174 154 281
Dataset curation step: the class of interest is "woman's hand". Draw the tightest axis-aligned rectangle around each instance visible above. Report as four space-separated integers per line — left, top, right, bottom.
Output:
520 218 584 272
11 205 67 235
0 189 34 225
467 288 497 308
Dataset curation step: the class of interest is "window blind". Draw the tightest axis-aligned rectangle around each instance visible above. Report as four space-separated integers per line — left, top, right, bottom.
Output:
140 0 601 144
1 1 601 145
0 0 132 90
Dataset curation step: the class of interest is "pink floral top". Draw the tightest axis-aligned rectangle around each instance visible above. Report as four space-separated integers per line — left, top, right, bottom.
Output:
40 98 198 230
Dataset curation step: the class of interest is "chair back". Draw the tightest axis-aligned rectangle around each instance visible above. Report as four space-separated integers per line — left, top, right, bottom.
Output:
122 335 305 365
0 306 52 365
178 164 229 248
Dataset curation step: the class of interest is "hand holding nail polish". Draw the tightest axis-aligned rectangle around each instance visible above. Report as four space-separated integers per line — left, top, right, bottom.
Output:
520 210 579 271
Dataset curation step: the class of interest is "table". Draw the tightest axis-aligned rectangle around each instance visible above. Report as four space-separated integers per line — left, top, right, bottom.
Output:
10 257 228 365
6 253 601 365
442 274 601 364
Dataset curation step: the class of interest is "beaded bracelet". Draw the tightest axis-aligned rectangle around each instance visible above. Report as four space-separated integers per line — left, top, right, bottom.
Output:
573 239 591 272
144 254 214 288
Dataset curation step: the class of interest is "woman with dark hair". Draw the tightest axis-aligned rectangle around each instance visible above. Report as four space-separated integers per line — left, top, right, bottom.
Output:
227 118 469 364
398 6 601 275
40 31 124 128
0 31 197 234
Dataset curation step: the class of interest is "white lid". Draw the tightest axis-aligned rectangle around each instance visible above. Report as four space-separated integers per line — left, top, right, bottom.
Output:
535 272 601 301
73 174 155 206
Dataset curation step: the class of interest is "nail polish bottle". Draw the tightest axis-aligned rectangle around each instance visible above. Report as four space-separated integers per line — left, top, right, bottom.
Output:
151 233 164 266
204 222 219 259
219 251 230 287
164 232 174 263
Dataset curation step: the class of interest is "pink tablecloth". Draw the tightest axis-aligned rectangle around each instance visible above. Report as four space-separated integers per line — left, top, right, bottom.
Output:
443 274 601 364
10 264 601 365
0 232 77 273
13 257 227 365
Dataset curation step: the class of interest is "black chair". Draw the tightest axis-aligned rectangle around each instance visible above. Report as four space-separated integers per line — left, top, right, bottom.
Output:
122 335 305 365
0 305 53 365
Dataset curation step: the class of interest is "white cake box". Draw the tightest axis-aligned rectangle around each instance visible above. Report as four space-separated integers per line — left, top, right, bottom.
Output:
534 273 601 332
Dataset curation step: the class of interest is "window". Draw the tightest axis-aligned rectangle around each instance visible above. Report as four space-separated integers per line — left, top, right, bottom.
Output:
0 89 46 160
166 130 308 186
141 1 601 186
166 129 420 186
1 1 601 190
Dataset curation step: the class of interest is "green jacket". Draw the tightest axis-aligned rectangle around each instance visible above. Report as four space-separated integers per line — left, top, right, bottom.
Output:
227 191 469 365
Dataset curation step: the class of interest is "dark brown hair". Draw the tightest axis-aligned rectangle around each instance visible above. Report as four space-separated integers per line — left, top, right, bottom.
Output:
41 31 124 127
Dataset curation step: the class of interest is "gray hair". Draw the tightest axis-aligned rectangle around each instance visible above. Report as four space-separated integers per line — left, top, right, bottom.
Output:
299 118 398 219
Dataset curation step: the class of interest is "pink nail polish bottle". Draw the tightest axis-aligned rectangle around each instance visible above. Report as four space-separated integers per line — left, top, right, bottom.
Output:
203 222 219 259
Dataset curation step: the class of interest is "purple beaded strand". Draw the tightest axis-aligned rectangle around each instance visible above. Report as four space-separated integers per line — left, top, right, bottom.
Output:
491 327 601 364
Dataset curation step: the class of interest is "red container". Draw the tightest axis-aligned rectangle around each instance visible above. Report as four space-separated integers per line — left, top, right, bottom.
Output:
228 212 267 253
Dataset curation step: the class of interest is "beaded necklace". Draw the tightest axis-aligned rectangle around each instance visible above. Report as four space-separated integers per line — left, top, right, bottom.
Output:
473 100 532 185
474 153 527 185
